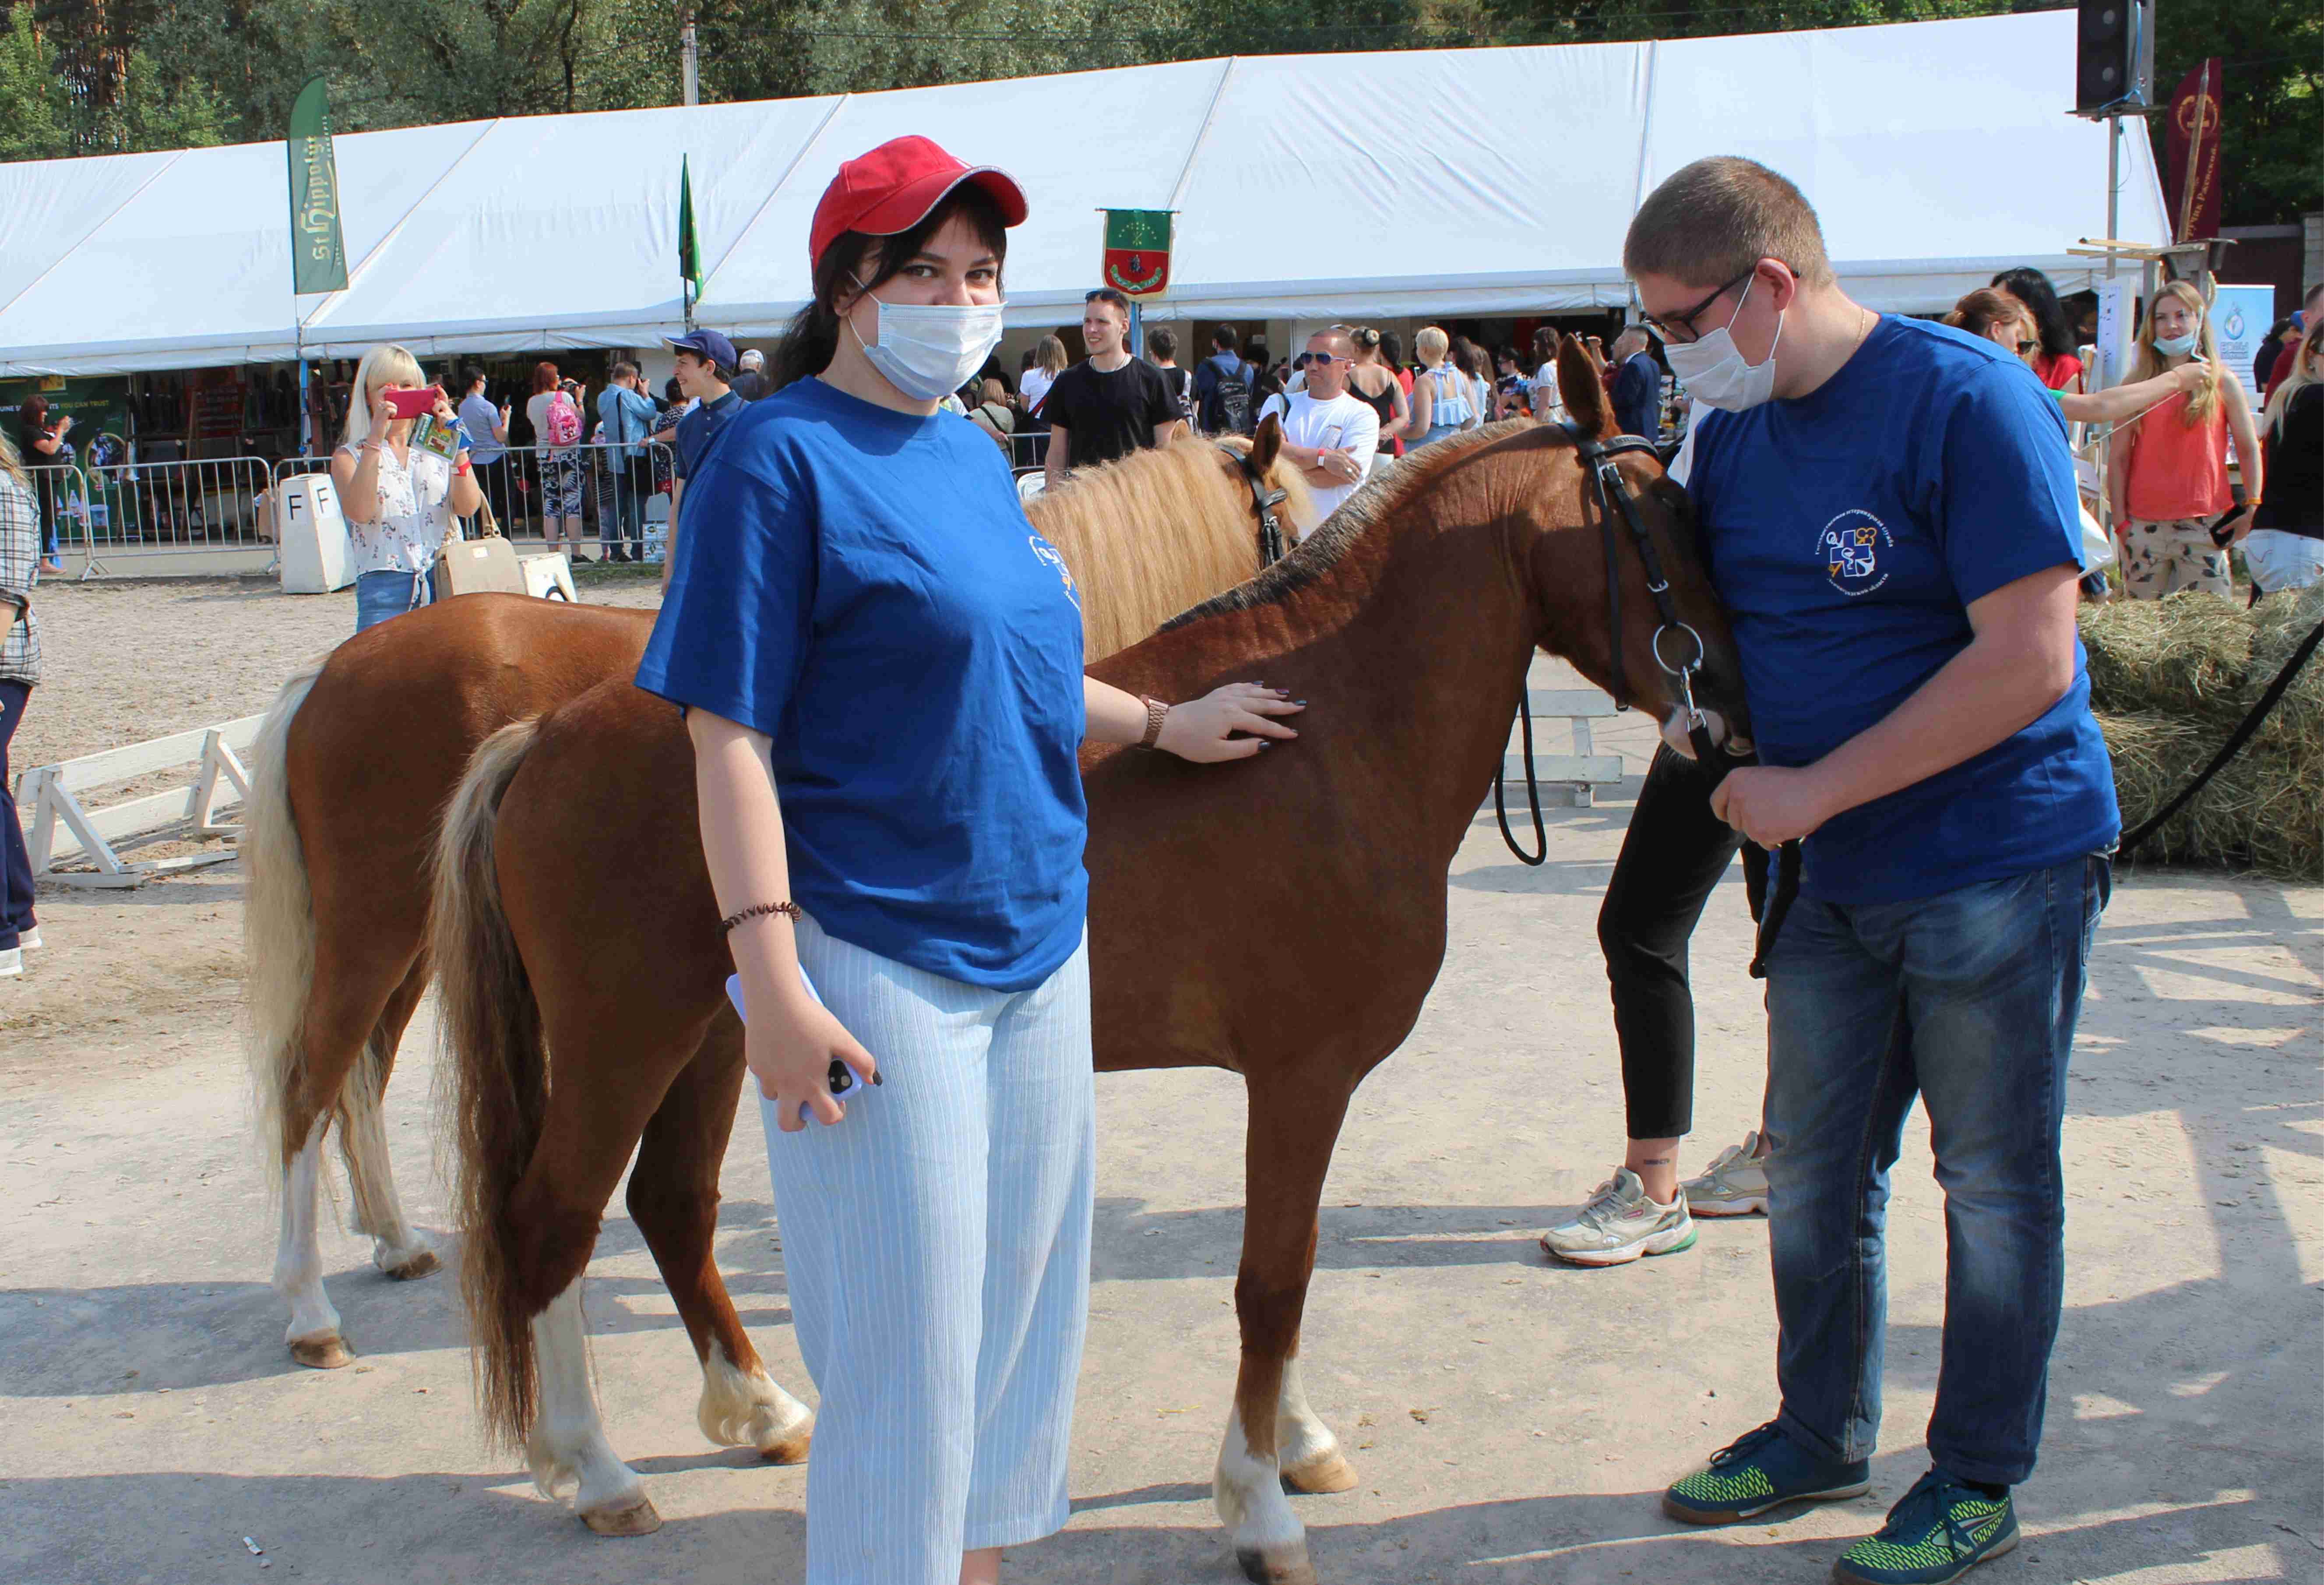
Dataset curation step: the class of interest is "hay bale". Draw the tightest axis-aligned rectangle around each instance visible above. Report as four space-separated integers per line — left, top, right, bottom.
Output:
2083 586 2324 880
2078 590 2254 726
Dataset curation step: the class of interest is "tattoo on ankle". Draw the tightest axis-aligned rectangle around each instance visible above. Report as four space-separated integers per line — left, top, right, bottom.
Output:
1639 1155 1673 1167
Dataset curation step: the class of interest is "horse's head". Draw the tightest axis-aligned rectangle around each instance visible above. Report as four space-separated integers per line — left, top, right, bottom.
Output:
1521 334 1750 749
1216 413 1320 543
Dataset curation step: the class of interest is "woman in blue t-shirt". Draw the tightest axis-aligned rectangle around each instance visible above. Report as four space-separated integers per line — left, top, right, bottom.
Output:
635 136 1302 1585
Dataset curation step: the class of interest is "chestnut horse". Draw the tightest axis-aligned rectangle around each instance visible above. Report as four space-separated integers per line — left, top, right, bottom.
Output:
427 346 1746 1580
242 424 1310 1379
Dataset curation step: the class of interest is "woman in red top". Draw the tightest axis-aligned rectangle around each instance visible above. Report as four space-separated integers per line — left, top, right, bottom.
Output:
2108 280 2264 599
1993 266 2085 392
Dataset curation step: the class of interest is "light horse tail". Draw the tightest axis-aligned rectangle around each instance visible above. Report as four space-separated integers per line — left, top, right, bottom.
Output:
245 661 330 1171
430 717 550 1449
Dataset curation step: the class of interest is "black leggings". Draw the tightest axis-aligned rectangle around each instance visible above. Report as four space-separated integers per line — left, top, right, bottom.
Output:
1596 747 1746 1140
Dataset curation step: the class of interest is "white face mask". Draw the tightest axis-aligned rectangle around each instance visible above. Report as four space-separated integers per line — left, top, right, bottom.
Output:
2152 329 2200 358
847 281 1005 402
1664 275 1785 412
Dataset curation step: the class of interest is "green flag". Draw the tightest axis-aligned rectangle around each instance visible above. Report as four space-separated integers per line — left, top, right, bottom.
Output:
679 155 703 302
1101 209 1173 297
286 75 347 295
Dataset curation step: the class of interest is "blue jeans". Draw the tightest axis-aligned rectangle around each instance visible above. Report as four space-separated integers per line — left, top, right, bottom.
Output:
1763 853 2110 1488
353 567 435 633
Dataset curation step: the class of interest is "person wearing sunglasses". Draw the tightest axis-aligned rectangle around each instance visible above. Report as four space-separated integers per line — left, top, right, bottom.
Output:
1623 157 2115 1585
1256 330 1379 521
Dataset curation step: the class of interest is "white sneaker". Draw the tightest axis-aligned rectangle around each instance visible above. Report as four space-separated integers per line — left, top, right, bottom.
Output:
0 946 20 979
17 927 39 950
1682 1131 1770 1217
1539 1167 1696 1267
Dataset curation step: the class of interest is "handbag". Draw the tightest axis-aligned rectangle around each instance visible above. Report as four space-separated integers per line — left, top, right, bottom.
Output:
434 513 526 597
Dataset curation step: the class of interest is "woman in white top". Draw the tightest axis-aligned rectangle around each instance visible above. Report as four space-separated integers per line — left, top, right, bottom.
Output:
329 342 482 634
1400 325 1481 450
1017 334 1068 469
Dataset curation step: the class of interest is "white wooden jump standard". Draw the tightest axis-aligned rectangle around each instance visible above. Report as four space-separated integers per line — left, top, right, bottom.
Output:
1500 688 1625 808
12 713 262 887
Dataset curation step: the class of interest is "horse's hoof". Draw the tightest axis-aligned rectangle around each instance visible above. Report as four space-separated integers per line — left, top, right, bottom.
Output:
1282 1447 1359 1494
382 1247 441 1281
581 1493 662 1536
289 1333 353 1370
760 1426 812 1465
1235 1545 1318 1585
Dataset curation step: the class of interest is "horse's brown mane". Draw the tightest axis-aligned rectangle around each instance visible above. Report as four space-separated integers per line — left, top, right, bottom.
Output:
1028 433 1317 660
1160 419 1540 632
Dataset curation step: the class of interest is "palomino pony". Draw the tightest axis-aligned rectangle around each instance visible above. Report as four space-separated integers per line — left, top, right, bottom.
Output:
242 422 1311 1381
426 344 1747 1580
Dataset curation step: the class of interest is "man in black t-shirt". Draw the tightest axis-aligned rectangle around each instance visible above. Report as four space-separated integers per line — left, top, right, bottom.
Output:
1042 287 1183 489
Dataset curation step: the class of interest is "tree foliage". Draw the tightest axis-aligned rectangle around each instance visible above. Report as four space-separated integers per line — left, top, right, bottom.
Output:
0 0 2310 227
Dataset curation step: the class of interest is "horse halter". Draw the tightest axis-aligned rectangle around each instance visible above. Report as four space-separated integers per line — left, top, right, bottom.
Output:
1556 419 1722 771
1524 419 1796 983
1220 442 1290 568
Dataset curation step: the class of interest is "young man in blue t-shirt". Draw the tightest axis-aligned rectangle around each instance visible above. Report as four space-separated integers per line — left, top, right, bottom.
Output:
1626 158 2117 1585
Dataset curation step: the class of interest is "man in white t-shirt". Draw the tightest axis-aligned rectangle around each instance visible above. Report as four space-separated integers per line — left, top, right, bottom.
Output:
1257 328 1379 526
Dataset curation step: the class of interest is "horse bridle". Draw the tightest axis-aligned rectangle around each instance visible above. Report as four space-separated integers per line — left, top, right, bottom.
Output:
1493 420 1797 978
1220 442 1290 568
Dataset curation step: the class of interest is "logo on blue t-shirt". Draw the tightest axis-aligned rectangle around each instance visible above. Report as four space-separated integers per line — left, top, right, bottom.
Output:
1818 509 1891 596
1028 535 1080 609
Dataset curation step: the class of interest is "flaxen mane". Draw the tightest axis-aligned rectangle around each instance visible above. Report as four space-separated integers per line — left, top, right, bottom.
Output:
1030 435 1315 660
1162 420 1535 632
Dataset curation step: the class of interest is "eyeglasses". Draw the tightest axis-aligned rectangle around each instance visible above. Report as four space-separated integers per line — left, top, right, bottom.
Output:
1640 268 1756 344
1295 351 1344 369
2016 339 2039 354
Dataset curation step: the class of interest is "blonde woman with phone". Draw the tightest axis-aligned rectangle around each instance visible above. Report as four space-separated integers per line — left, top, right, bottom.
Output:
330 343 483 632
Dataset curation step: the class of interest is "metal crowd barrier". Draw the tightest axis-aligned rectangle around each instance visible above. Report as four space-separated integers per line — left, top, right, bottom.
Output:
271 439 676 562
68 455 278 574
24 462 86 571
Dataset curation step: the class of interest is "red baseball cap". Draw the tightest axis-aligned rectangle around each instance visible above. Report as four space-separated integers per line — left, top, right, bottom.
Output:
809 136 1027 271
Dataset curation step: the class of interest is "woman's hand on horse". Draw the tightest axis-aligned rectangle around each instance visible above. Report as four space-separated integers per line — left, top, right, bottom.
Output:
1710 763 1834 847
1157 682 1304 763
745 990 880 1133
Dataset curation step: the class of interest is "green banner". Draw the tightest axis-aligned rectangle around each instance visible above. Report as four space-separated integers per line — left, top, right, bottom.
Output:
679 154 703 300
287 75 348 295
1100 209 1173 297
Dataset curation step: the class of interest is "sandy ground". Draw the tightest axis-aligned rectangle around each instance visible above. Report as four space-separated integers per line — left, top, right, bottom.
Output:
0 603 2318 1585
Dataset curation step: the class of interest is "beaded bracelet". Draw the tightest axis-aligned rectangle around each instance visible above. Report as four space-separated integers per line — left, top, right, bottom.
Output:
719 900 802 935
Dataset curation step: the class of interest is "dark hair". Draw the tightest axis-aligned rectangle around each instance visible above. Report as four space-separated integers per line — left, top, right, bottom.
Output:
532 360 560 395
1211 323 1239 352
664 376 683 404
462 364 488 391
1947 288 2032 341
1245 339 1268 364
771 183 1011 395
1084 286 1131 324
1991 267 2074 359
17 393 49 434
1380 330 1404 367
1496 344 1520 368
1145 325 1176 360
1531 325 1556 362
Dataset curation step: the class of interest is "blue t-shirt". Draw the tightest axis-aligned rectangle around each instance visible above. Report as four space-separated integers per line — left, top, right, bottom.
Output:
635 377 1089 991
674 388 743 482
1678 315 2117 904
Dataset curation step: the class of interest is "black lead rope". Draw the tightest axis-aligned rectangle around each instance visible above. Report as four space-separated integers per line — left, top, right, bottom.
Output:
2118 613 2324 858
1494 688 1549 865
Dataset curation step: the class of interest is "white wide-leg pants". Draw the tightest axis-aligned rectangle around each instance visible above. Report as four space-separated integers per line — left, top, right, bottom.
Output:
763 914 1095 1585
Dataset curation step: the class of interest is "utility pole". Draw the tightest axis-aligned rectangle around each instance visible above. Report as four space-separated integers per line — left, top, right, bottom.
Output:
680 2 700 107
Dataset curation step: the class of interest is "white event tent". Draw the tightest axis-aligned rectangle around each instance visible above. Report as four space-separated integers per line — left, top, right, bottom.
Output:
0 10 2167 377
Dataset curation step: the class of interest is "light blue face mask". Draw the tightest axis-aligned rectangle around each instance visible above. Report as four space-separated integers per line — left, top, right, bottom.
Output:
2153 329 2201 358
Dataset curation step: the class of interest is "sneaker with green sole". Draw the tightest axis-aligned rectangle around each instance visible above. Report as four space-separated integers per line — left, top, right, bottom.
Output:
1662 1422 1871 1525
1539 1167 1695 1267
1831 1469 2018 1584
